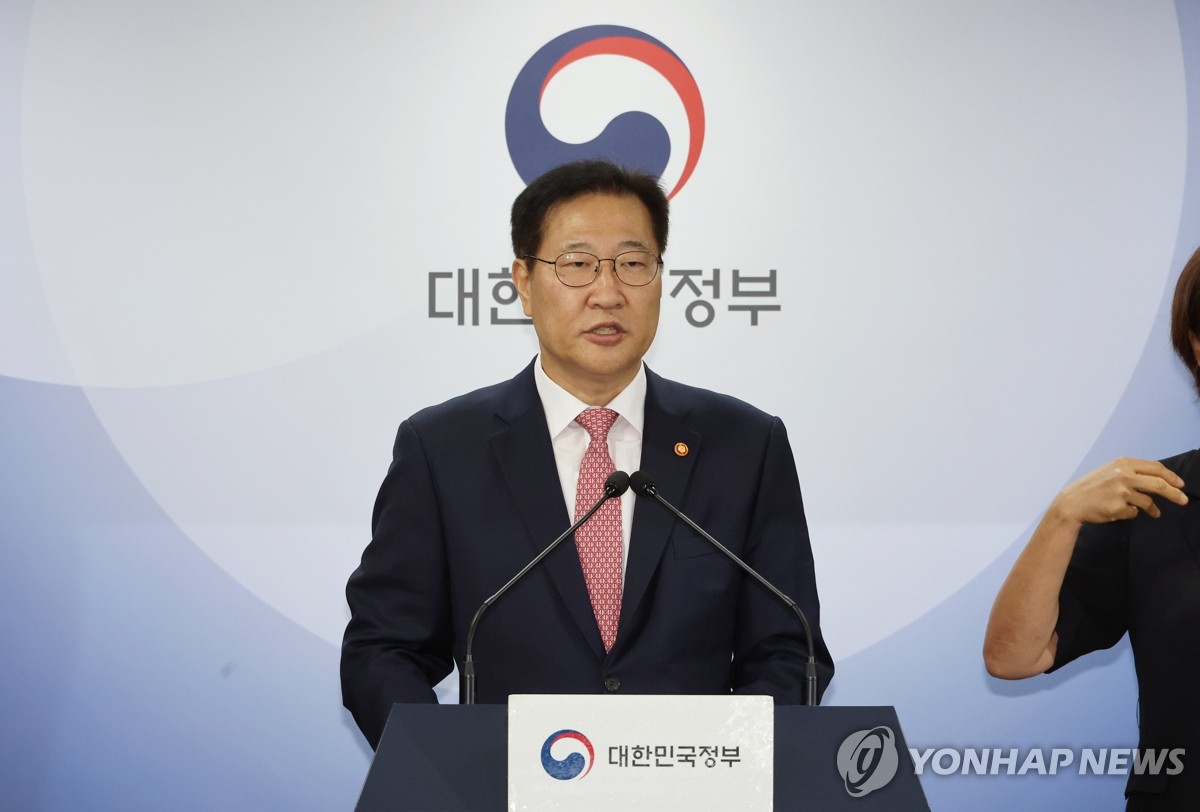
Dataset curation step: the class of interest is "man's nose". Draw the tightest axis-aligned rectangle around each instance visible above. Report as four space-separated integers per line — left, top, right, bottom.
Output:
589 261 624 300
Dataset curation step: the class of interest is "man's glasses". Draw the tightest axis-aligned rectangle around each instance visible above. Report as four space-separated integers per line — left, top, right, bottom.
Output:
525 251 663 288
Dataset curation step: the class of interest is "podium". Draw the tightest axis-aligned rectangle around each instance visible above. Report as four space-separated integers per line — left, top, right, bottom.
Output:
356 703 929 811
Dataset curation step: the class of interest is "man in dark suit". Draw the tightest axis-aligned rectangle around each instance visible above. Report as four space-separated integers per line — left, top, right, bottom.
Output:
341 159 834 749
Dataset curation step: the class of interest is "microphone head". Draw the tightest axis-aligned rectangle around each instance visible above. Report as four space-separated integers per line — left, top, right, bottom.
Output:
628 471 657 497
604 471 630 497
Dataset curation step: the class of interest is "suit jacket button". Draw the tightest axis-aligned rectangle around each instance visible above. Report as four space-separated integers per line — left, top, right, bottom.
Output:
604 676 621 692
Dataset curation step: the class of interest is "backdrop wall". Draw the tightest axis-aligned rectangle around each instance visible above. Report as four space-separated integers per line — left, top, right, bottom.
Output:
4 2 1199 809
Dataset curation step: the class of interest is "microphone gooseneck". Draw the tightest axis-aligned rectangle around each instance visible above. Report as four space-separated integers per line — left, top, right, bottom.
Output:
628 470 821 706
461 470 630 705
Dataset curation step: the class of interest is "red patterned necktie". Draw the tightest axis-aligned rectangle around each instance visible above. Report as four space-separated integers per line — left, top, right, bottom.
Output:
573 408 623 652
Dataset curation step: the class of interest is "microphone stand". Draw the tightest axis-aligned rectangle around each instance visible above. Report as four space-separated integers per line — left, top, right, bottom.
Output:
630 471 820 706
461 472 630 705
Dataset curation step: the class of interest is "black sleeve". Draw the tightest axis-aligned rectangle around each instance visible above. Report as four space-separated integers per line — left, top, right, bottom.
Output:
1049 517 1131 672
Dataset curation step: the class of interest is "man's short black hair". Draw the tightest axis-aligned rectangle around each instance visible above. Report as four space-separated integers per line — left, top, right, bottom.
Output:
510 159 670 259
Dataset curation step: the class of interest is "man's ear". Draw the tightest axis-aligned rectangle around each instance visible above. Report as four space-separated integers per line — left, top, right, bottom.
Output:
512 258 534 317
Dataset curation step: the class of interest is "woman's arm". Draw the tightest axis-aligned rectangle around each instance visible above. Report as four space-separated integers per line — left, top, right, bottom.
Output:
983 457 1186 679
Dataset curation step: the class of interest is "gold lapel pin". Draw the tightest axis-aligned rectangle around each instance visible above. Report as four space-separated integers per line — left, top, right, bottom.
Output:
674 442 689 457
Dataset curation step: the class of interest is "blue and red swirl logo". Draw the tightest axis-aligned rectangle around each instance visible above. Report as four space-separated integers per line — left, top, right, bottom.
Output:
505 25 705 199
540 729 596 780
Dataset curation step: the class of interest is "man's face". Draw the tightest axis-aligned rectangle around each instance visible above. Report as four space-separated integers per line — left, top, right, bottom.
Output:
513 192 662 404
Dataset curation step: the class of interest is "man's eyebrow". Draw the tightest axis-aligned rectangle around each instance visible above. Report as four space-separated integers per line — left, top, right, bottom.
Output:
559 239 655 252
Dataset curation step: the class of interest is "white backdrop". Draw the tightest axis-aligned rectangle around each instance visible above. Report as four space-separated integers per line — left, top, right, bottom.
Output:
3 2 1200 809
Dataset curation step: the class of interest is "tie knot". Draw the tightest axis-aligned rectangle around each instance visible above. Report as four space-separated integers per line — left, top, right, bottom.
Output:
576 408 619 440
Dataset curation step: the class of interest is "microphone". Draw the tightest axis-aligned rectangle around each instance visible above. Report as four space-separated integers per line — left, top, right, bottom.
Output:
628 470 820 706
461 470 630 705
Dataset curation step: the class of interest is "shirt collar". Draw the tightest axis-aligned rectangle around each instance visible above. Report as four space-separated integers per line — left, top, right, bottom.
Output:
533 359 647 439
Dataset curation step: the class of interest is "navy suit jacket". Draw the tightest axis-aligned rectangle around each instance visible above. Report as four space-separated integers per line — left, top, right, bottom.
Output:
341 361 834 748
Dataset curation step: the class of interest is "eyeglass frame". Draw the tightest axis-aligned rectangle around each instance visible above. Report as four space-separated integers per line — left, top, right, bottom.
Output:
524 250 664 288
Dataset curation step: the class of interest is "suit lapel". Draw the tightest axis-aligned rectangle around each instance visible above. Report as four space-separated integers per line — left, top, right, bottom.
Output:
490 362 606 658
618 369 701 645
